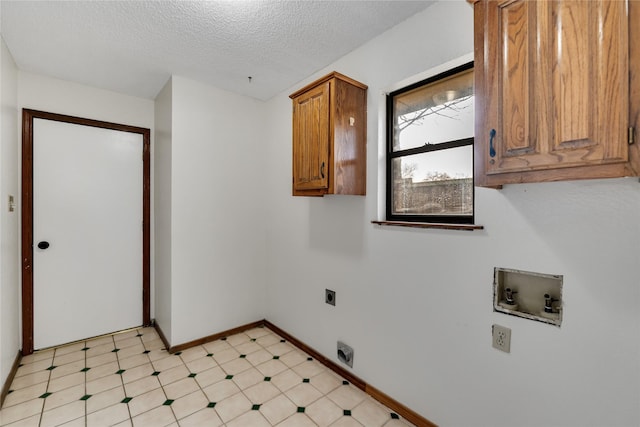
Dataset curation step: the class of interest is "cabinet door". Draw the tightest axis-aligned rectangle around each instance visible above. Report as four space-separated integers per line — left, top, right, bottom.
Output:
483 0 628 175
292 82 330 191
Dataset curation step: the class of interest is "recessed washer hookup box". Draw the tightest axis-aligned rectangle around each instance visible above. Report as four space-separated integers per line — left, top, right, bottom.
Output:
493 267 563 327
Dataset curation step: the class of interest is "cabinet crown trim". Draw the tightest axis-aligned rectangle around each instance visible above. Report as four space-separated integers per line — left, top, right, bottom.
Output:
289 71 368 99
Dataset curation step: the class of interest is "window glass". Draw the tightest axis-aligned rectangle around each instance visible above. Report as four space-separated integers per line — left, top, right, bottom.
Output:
391 146 473 216
387 62 474 224
392 69 474 151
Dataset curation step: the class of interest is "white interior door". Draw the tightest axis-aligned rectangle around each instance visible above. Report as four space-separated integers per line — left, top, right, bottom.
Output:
33 118 143 349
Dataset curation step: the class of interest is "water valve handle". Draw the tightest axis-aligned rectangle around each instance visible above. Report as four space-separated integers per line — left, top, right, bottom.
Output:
505 287 518 305
544 293 558 313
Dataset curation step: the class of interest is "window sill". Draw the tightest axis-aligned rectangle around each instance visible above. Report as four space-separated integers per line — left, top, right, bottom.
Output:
371 220 484 231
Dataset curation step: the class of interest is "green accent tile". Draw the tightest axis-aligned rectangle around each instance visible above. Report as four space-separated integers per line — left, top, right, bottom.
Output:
263 377 271 382
302 378 310 383
143 350 150 354
46 366 56 371
207 402 216 408
81 347 90 351
390 413 400 420
239 354 246 358
151 371 161 376
80 367 90 372
39 392 52 399
225 375 234 380
272 356 280 360
252 404 261 410
206 353 213 357
116 369 126 375
174 352 182 356
111 348 120 353
163 399 174 406
297 407 305 413
121 397 132 404
80 394 92 401
342 380 349 385
188 373 197 378
344 410 352 416
250 338 256 342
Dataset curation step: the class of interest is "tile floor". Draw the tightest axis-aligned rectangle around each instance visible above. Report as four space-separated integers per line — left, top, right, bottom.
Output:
0 326 415 426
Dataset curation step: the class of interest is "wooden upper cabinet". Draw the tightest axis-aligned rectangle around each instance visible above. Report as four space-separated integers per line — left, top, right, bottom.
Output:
292 82 330 192
290 72 367 196
472 0 639 187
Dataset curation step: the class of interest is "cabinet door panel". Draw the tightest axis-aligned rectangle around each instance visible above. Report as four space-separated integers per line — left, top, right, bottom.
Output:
293 82 330 191
485 0 628 175
488 0 541 173
499 0 533 155
552 0 628 160
553 1 590 149
592 0 629 161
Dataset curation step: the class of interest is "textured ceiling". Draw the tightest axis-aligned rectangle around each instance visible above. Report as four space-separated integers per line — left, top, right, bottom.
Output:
0 0 435 101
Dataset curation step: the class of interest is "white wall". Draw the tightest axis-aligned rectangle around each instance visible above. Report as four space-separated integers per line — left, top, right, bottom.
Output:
154 78 173 343
263 1 640 426
19 72 154 130
167 76 268 345
0 36 19 390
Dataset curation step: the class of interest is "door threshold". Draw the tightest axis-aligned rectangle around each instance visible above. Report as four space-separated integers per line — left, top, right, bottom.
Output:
32 325 147 353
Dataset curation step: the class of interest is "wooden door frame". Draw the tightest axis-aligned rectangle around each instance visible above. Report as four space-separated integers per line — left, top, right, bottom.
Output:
21 109 151 355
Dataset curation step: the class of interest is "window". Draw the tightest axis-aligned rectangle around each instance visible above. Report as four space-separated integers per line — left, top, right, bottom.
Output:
386 62 474 224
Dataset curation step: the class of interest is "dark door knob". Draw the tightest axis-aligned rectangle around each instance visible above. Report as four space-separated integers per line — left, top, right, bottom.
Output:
37 241 50 250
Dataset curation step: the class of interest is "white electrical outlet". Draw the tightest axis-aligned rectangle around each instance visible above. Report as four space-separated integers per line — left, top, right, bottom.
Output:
492 324 511 353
